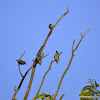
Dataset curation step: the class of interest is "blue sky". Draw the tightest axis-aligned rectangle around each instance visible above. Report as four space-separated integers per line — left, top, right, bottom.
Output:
0 0 100 100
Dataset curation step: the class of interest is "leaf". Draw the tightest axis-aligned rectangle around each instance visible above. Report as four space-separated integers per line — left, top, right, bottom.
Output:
79 92 91 96
33 95 48 100
94 90 100 95
32 93 53 100
91 85 94 89
38 96 48 100
41 93 46 96
88 81 92 84
52 94 55 97
79 79 100 99
81 86 93 93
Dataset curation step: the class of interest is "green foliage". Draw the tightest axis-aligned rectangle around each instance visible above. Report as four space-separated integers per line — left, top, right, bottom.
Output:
32 93 54 100
79 79 100 100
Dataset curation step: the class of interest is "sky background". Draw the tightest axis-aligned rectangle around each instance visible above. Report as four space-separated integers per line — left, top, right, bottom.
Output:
0 0 100 100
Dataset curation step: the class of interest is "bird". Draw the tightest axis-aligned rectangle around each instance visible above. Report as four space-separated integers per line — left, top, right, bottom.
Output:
49 24 53 30
38 53 44 65
54 51 59 64
16 60 26 65
38 57 42 65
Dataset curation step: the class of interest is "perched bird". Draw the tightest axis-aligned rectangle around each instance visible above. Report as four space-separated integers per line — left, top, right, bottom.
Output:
38 57 42 65
49 24 53 30
54 51 59 64
16 60 26 65
38 53 44 65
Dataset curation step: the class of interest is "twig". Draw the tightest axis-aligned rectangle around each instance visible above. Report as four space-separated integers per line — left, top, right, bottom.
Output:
42 54 49 58
36 60 55 96
33 54 49 61
24 67 36 100
59 93 65 100
59 52 62 56
12 54 48 99
36 52 62 97
53 29 91 100
24 6 69 100
12 61 35 99
12 51 27 99
12 6 69 100
53 51 74 100
53 5 69 31
73 29 91 52
14 86 16 91
37 6 69 57
72 39 75 56
19 51 26 60
18 64 23 77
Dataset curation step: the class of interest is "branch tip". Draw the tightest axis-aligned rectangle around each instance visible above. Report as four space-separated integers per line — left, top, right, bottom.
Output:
53 28 90 99
59 93 65 100
43 54 49 58
19 51 26 60
14 86 16 91
36 60 55 96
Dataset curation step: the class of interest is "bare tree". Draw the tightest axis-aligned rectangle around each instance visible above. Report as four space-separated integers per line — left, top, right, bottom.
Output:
12 5 90 100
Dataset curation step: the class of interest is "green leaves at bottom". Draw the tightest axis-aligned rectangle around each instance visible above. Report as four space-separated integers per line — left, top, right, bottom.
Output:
33 93 54 100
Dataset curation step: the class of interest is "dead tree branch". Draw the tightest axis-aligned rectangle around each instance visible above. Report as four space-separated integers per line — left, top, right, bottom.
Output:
59 93 65 100
24 6 69 100
36 60 55 96
53 29 91 100
12 6 69 100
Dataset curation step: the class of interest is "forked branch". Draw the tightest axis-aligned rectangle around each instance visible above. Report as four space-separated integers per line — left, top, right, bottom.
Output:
12 6 69 100
53 29 91 100
24 6 69 100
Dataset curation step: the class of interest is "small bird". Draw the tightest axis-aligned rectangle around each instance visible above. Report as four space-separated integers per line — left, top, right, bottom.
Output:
38 53 44 65
49 24 53 30
38 57 42 65
54 51 59 64
16 60 26 65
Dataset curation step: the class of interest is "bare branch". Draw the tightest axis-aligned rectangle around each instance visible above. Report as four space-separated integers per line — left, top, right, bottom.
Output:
59 93 65 100
53 5 69 31
12 61 35 99
73 29 91 52
37 6 69 57
72 39 75 56
12 6 69 100
53 52 74 100
18 64 23 77
24 67 36 100
42 54 49 58
12 54 48 99
36 60 55 96
24 6 69 100
59 52 62 56
19 51 26 60
53 29 90 99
